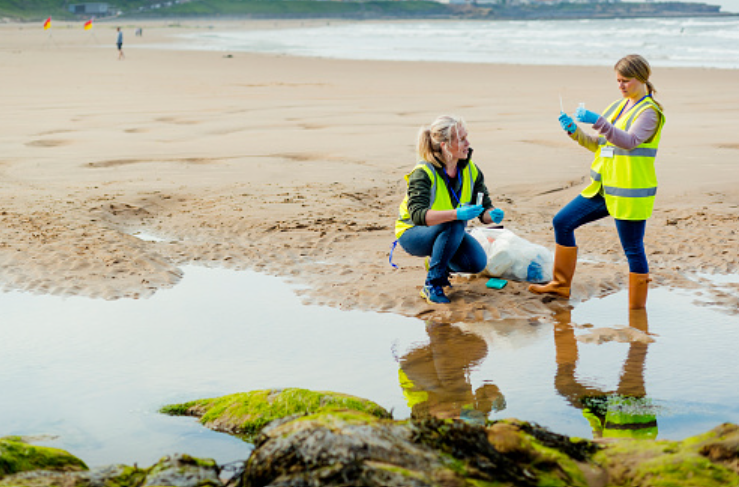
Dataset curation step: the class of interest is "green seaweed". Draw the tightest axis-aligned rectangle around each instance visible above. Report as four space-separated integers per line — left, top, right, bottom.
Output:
0 437 87 479
594 435 737 487
99 465 149 487
160 388 391 439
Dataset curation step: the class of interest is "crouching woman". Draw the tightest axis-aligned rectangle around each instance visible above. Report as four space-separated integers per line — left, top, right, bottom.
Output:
395 115 504 304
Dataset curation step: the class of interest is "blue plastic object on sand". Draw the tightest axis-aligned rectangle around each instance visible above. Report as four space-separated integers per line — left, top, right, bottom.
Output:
527 261 544 283
486 278 508 289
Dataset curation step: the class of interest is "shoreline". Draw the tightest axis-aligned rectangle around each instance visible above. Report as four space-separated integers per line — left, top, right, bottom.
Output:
14 16 739 71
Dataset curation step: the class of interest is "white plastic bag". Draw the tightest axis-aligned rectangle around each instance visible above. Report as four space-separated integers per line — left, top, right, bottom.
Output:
468 227 553 283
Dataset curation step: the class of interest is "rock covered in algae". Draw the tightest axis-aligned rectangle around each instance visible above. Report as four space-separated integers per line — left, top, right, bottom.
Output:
160 388 392 439
143 454 221 487
593 422 739 487
238 413 739 487
242 414 599 487
0 436 87 479
0 453 221 487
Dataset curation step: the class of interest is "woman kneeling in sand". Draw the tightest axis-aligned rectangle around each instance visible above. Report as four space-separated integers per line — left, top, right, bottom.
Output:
394 115 504 304
529 54 665 309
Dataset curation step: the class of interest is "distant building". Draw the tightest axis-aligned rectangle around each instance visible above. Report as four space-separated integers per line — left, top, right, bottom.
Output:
68 3 110 15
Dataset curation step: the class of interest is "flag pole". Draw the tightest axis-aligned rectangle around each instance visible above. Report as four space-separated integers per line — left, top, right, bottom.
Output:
84 18 99 44
42 16 58 48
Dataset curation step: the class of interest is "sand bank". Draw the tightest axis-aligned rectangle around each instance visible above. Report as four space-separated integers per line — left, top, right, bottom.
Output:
1 20 737 321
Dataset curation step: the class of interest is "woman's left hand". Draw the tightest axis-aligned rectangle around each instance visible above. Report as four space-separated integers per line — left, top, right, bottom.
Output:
489 208 505 224
575 106 600 124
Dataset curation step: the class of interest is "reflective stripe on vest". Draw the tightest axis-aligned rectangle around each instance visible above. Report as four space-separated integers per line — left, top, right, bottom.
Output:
581 97 665 220
395 161 478 238
604 186 657 198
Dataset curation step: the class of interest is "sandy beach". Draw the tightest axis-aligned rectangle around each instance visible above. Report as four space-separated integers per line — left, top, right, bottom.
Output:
1 19 737 323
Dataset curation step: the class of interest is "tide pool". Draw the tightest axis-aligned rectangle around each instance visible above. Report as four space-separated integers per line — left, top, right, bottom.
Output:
0 266 737 467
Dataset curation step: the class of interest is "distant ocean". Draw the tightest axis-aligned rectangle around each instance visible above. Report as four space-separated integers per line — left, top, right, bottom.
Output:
163 16 739 69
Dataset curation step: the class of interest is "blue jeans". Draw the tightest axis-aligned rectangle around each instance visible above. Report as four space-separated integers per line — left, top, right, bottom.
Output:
399 221 487 285
553 194 648 274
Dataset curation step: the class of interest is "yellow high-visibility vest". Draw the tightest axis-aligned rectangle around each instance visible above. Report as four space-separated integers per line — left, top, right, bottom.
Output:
398 368 429 408
395 161 479 239
581 96 665 220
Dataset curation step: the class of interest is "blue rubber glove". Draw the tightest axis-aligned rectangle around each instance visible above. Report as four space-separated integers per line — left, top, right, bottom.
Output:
489 208 505 224
558 112 577 134
575 106 600 124
456 204 484 221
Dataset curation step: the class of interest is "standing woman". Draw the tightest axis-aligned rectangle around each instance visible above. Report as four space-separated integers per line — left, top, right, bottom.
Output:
529 54 665 309
395 115 504 304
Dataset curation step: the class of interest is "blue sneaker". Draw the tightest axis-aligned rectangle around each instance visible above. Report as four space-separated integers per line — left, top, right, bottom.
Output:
420 284 450 304
424 258 453 288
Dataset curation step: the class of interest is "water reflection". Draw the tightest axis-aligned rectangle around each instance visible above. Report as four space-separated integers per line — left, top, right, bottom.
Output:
398 322 505 426
553 308 658 439
1 266 736 466
399 310 663 440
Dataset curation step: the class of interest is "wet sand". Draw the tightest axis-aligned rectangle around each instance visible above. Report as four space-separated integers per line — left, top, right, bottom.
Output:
1 20 738 322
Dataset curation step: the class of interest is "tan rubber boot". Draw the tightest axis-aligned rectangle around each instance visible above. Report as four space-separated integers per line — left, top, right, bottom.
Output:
528 244 578 298
629 273 651 310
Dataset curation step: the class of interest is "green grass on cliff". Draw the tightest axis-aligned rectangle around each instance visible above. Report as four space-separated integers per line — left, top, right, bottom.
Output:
0 0 451 21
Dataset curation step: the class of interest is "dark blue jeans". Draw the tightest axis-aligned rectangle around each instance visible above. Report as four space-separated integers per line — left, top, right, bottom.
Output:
553 194 648 274
399 220 487 285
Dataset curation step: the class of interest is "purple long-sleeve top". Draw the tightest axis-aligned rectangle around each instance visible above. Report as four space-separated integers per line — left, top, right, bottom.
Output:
571 104 659 152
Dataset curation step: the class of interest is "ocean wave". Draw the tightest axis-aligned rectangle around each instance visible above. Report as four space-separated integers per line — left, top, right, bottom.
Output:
165 18 739 69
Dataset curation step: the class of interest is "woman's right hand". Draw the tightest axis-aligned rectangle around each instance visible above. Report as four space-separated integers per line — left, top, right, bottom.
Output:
558 112 577 134
456 205 484 221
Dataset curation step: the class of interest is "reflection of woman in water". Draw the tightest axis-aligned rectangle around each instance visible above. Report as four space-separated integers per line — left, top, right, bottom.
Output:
398 322 505 425
553 309 657 439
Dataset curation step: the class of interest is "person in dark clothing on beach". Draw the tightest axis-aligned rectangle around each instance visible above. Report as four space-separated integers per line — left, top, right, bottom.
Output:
116 27 124 60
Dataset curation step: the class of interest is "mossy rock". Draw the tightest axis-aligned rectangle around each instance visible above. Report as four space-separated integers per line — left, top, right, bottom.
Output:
244 412 602 487
142 453 221 487
0 464 146 487
594 422 739 487
413 417 598 487
242 411 739 487
245 410 447 487
160 388 392 439
0 437 87 479
0 454 220 487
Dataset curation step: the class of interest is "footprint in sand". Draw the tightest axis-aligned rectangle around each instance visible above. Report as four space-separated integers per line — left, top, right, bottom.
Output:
716 143 739 150
26 139 69 148
155 117 199 125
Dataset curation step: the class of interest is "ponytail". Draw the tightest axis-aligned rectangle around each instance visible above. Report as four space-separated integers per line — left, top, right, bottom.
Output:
645 80 663 110
417 127 436 165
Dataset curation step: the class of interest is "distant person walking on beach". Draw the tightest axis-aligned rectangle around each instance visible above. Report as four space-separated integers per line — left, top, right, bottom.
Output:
394 115 505 304
116 27 124 60
529 54 665 310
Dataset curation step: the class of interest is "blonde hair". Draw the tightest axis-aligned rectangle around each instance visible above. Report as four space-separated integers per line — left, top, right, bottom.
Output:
614 54 663 110
417 115 466 168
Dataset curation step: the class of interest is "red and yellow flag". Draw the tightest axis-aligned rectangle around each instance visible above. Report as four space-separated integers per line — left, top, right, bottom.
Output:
43 17 51 30
84 19 93 30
